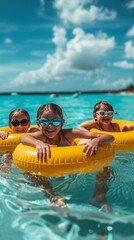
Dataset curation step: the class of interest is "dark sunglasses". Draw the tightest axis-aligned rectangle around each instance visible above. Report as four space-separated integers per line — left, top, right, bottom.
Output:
38 118 63 127
10 119 29 127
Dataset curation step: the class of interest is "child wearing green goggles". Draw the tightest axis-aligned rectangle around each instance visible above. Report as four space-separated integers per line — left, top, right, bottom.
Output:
79 100 134 132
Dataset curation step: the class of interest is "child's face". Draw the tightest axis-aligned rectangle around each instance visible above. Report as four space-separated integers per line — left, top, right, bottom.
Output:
37 110 64 139
9 112 30 133
94 105 113 125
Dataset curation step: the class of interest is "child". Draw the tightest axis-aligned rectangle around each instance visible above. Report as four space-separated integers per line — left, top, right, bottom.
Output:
20 103 114 161
0 108 66 208
79 100 134 132
0 108 36 139
0 108 35 172
19 103 114 209
79 101 119 132
79 101 119 212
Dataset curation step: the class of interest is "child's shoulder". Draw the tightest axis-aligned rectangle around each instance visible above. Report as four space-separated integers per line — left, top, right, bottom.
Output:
122 124 134 132
80 120 96 129
28 129 42 137
28 127 39 133
112 122 120 132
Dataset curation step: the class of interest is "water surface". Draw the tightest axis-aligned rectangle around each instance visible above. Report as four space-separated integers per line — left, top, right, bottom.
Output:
0 93 134 240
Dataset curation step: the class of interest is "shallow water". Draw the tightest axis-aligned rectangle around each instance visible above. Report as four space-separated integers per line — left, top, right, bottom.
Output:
0 93 134 240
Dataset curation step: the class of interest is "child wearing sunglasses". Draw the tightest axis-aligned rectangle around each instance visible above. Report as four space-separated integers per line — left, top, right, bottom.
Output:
0 109 65 208
0 108 36 140
0 109 37 172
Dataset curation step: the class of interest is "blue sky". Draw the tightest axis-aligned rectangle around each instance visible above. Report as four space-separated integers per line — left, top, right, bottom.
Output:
0 0 134 92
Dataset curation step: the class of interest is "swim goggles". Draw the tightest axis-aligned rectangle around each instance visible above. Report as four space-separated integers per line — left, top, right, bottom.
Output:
38 118 63 127
96 111 114 117
10 119 29 127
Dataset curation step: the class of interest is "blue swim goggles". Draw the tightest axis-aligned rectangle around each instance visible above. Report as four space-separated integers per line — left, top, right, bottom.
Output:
38 118 63 127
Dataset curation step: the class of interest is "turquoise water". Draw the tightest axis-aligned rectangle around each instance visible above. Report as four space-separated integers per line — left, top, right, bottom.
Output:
0 93 134 240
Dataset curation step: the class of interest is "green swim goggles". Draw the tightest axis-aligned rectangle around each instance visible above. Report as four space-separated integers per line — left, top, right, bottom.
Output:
96 111 114 117
38 118 63 127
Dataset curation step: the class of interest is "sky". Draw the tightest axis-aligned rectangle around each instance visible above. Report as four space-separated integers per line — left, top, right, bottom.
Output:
0 0 134 92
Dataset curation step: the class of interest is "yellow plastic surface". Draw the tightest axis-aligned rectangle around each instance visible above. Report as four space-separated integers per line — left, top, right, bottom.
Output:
0 126 37 152
0 134 22 152
77 119 134 151
13 143 115 177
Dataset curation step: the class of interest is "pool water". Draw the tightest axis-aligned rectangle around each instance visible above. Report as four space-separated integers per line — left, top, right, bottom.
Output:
0 93 134 240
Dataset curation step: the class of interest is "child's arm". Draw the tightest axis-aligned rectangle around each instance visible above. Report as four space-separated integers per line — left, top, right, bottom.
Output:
79 120 96 130
20 133 51 161
0 131 9 140
72 128 114 156
28 127 39 133
122 125 134 132
72 127 114 144
79 138 106 156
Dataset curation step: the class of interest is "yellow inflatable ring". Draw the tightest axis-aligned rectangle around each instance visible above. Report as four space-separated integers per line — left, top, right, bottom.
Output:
0 126 20 152
0 126 38 152
78 119 134 151
12 143 115 177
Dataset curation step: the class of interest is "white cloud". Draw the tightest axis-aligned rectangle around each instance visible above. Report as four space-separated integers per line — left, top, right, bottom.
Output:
66 29 115 69
30 50 48 58
111 78 133 88
113 60 134 69
54 0 117 25
125 40 134 58
52 26 67 49
40 0 45 8
0 49 12 55
93 78 108 87
0 60 42 83
12 26 115 87
0 23 18 33
126 0 134 9
4 38 13 44
0 48 18 57
126 25 134 37
38 0 45 15
0 64 18 75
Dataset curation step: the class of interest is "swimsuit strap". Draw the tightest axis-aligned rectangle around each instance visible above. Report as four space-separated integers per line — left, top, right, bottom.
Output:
59 132 64 145
110 122 115 130
110 122 121 131
59 132 71 146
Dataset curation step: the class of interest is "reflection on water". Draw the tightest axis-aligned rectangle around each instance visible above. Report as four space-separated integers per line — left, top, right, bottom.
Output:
0 94 134 239
0 151 134 239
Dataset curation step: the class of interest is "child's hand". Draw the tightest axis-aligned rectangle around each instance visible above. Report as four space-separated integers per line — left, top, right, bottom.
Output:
82 138 99 157
0 131 9 140
36 142 51 161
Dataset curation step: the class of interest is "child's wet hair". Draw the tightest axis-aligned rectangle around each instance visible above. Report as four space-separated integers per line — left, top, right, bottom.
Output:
9 109 30 124
37 103 63 120
93 101 114 114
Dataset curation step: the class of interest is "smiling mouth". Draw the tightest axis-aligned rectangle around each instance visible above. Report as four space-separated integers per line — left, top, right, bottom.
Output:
102 118 110 121
16 129 26 133
46 129 56 133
